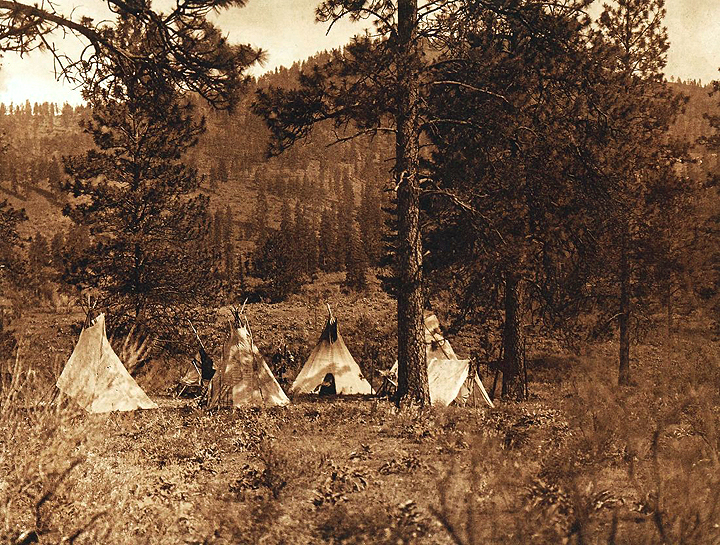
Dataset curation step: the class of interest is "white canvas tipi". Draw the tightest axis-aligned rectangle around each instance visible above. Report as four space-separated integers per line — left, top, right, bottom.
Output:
211 312 289 407
291 308 373 395
383 312 493 408
57 313 157 412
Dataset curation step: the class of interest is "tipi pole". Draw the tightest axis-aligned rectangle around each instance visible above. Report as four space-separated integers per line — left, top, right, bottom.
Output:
187 319 207 353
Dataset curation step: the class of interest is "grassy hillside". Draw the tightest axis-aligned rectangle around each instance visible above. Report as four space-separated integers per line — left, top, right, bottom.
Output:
0 185 71 238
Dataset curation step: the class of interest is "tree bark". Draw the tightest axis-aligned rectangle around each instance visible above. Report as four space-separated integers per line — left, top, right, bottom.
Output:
665 280 673 340
502 270 525 400
394 0 430 407
618 233 631 386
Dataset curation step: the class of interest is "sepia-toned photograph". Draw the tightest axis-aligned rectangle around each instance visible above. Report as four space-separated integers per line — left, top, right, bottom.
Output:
0 0 718 543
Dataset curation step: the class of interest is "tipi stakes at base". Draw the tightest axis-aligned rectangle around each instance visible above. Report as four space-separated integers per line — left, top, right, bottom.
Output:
291 307 373 395
57 313 157 413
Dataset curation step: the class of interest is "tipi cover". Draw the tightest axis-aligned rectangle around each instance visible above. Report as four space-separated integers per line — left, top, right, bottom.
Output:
211 319 289 407
291 312 373 395
427 357 472 406
386 313 493 407
57 313 157 413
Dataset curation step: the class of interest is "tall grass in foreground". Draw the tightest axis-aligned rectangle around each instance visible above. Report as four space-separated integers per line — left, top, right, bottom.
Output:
433 337 720 544
0 349 113 544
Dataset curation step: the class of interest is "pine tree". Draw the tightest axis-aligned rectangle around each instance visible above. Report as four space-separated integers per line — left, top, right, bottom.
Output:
358 178 383 265
254 0 432 405
697 76 720 334
345 221 369 291
319 207 337 272
421 0 612 398
335 203 351 272
307 215 320 278
252 199 305 302
0 200 26 289
279 199 293 235
223 205 235 285
63 17 217 339
50 231 65 270
252 185 269 241
28 232 51 298
293 200 314 277
595 0 686 385
47 156 64 192
1 0 262 111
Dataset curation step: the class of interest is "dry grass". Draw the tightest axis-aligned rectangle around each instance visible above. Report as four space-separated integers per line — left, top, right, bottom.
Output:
1 293 719 544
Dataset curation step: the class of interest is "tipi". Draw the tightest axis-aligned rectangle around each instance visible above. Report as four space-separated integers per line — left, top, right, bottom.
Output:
57 313 157 412
381 312 493 408
177 322 215 398
291 306 373 395
210 309 289 407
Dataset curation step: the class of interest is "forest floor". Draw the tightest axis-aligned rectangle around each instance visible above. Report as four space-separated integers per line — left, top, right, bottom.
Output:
1 277 720 544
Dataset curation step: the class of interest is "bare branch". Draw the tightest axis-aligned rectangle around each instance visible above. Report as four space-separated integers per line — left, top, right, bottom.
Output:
430 80 511 104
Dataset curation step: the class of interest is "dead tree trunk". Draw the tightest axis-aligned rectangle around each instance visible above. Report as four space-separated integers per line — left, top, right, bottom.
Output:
394 0 430 407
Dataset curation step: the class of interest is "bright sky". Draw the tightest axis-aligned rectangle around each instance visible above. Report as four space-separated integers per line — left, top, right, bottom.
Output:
0 0 718 106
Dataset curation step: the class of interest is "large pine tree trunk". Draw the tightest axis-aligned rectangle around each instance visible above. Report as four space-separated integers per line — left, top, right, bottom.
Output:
502 270 525 399
394 0 430 407
665 280 673 340
618 234 631 386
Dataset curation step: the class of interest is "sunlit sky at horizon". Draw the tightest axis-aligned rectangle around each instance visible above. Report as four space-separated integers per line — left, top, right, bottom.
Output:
0 0 718 106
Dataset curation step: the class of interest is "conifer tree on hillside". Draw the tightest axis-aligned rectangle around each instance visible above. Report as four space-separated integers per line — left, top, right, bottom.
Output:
699 75 720 335
345 220 369 291
358 178 384 265
594 0 686 384
63 17 218 340
50 231 65 270
319 207 338 272
252 200 306 301
334 198 352 272
223 205 236 284
28 232 51 296
252 185 269 240
0 199 26 291
0 137 26 292
294 201 318 277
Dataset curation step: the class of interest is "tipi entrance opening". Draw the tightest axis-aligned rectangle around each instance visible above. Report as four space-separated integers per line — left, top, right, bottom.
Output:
318 373 336 396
